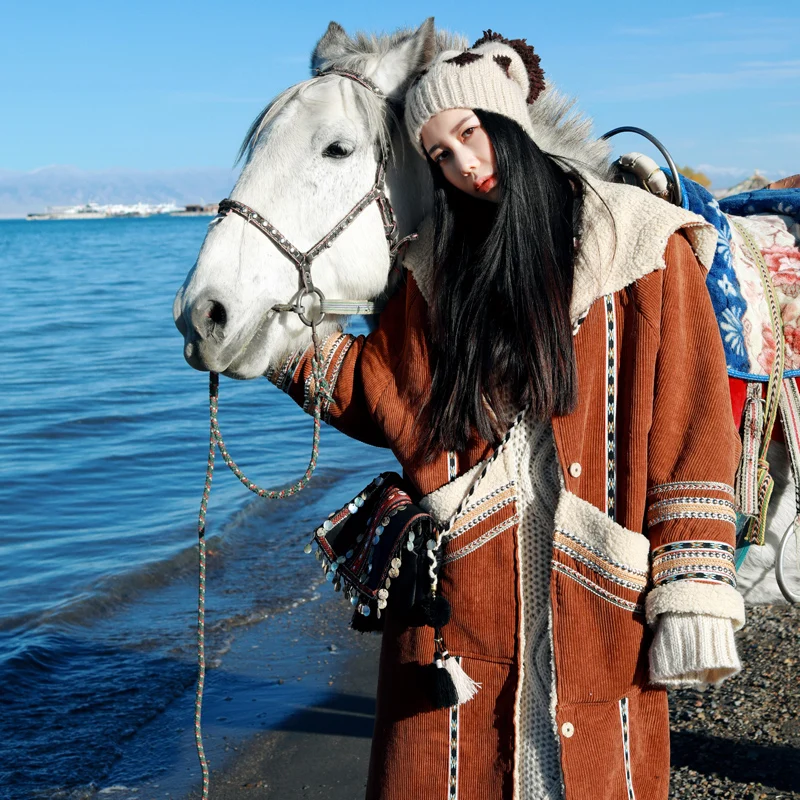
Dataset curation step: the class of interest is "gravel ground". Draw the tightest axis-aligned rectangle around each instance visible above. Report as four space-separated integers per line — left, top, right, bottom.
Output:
668 604 799 799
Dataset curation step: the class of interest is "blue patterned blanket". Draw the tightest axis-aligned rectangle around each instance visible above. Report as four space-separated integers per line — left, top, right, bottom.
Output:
674 174 800 381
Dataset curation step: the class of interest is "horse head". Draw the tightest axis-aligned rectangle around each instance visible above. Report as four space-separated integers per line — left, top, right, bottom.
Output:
174 20 466 379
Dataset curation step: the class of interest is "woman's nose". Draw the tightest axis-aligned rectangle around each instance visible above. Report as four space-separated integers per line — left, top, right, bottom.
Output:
454 148 479 177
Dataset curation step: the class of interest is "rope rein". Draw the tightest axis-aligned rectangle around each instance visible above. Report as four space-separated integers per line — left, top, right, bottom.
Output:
194 347 329 799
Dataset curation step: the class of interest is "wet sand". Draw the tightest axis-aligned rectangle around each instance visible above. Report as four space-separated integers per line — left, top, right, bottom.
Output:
181 598 381 800
182 604 799 800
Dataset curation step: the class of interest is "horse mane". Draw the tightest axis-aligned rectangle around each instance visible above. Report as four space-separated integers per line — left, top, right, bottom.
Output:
528 87 614 179
237 29 467 166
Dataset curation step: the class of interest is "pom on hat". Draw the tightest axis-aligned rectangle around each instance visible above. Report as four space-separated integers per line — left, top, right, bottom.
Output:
472 30 545 103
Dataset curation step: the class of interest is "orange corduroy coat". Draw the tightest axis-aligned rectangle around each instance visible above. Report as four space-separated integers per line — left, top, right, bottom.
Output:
269 184 743 799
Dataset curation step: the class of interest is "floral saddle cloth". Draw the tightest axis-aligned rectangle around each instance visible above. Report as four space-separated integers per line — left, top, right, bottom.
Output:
680 177 800 381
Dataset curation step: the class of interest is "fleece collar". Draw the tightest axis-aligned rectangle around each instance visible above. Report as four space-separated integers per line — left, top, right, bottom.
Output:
402 176 717 321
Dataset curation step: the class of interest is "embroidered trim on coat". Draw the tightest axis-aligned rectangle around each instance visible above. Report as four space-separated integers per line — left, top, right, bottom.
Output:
619 697 636 800
443 484 517 542
266 349 303 393
651 540 735 557
443 514 520 564
605 294 617 519
449 684 460 799
647 480 735 497
448 451 458 482
651 540 737 588
554 527 649 578
553 538 648 592
552 561 644 614
301 333 354 413
322 336 353 421
646 496 737 529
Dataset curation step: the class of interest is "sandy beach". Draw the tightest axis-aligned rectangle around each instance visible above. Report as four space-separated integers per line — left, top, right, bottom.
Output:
178 603 799 800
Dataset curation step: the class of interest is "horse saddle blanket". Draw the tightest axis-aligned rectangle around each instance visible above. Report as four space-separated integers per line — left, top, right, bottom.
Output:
678 177 800 381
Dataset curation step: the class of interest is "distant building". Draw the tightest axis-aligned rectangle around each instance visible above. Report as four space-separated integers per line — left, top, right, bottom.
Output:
171 203 219 216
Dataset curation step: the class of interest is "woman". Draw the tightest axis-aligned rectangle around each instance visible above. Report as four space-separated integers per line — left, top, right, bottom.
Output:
269 32 744 800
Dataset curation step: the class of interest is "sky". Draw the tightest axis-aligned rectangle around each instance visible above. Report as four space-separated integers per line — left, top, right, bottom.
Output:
1 0 798 187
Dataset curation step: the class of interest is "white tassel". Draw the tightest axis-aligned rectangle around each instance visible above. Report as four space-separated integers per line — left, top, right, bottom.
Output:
442 652 481 704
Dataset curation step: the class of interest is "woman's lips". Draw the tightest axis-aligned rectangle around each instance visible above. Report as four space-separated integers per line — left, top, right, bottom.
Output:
474 175 498 193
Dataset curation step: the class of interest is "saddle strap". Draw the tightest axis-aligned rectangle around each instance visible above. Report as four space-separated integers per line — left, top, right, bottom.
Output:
736 381 764 519
779 377 800 527
732 221 786 544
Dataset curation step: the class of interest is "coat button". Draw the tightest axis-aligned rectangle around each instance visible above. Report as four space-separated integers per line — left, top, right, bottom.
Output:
568 462 582 478
561 721 575 738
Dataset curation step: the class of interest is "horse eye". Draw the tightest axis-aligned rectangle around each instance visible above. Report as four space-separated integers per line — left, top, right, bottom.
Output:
323 141 352 159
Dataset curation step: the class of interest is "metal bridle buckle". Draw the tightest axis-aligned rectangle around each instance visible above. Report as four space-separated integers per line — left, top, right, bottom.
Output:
293 286 326 327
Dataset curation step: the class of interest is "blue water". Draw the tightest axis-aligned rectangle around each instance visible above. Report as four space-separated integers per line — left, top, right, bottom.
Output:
0 217 396 798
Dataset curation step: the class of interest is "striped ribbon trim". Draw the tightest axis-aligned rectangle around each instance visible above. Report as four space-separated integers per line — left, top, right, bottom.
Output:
736 381 764 518
647 480 734 498
778 377 800 549
651 539 736 588
605 294 617 519
552 561 644 613
646 497 737 529
448 680 460 799
619 698 636 800
651 540 735 557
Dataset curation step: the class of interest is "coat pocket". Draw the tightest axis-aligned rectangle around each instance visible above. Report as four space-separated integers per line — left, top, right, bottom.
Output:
556 689 670 800
551 491 651 703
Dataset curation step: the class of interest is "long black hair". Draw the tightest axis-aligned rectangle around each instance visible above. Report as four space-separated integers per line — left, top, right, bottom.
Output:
418 108 579 460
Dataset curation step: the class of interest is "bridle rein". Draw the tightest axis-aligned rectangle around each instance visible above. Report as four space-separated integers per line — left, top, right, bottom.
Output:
217 66 416 334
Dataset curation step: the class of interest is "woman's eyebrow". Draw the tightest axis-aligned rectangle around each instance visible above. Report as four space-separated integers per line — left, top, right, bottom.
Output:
426 115 477 156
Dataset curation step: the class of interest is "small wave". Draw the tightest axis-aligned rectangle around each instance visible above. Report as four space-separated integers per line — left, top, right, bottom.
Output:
0 468 352 637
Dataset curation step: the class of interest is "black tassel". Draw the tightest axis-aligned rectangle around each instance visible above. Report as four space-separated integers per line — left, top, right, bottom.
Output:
423 651 458 709
350 605 383 633
416 594 451 628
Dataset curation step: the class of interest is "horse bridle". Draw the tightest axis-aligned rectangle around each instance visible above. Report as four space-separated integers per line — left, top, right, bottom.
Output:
217 67 416 330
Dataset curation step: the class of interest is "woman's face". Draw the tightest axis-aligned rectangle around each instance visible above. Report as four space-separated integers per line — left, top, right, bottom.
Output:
420 109 500 203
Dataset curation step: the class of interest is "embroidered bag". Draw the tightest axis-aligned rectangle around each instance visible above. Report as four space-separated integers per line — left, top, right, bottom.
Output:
307 472 437 631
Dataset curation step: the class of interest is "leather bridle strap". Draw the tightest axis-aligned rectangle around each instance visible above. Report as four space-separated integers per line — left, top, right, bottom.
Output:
217 66 416 326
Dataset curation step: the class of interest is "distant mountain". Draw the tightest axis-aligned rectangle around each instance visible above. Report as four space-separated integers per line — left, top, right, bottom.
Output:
0 166 239 217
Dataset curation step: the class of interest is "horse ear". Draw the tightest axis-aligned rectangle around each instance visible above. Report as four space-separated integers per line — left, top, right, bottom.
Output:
311 21 350 73
370 18 436 100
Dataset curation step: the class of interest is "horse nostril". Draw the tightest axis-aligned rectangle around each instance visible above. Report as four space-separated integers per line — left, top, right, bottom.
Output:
191 297 228 340
208 301 227 327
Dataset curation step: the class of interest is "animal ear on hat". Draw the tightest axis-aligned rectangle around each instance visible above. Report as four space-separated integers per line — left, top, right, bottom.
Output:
471 30 545 104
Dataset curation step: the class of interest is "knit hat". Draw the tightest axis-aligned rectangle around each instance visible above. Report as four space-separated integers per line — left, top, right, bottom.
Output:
405 30 546 156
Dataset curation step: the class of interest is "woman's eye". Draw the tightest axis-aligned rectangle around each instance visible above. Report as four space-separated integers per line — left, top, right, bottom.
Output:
462 126 475 139
434 151 450 164
323 142 352 159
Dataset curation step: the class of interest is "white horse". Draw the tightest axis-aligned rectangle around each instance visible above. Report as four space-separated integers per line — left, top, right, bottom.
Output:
174 20 798 605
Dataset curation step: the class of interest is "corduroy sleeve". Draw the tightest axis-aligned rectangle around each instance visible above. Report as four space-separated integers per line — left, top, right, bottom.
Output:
265 278 413 448
643 233 745 686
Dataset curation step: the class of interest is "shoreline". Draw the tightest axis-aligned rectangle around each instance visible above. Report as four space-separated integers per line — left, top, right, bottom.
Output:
173 604 798 800
182 621 380 799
